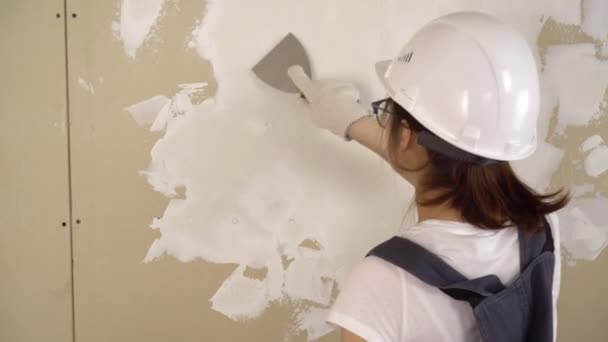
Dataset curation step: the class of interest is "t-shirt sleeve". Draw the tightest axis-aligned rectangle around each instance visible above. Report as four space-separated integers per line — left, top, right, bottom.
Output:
327 256 404 342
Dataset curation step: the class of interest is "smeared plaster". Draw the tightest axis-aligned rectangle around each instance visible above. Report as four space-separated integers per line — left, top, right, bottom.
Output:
585 145 608 177
544 44 608 129
580 134 608 177
581 134 604 153
77 77 95 94
126 95 170 127
558 196 608 260
121 0 608 339
113 0 166 59
581 0 608 41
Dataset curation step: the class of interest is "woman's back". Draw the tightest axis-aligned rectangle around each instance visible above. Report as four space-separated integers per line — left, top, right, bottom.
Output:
327 214 561 342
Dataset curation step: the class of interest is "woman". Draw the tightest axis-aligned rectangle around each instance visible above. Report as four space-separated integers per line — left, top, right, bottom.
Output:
288 12 568 342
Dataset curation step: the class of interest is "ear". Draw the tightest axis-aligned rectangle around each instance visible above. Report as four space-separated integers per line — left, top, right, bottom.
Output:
398 126 414 153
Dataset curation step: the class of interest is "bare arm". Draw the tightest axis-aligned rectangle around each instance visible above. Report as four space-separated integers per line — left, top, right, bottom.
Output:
348 116 390 161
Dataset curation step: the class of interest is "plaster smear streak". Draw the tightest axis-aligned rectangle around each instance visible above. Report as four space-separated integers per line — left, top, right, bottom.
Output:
113 0 166 59
581 0 608 43
557 196 608 261
584 145 608 178
544 44 608 129
123 0 608 339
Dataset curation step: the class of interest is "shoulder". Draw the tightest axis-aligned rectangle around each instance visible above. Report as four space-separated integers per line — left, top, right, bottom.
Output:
345 255 404 285
332 256 404 310
327 256 405 342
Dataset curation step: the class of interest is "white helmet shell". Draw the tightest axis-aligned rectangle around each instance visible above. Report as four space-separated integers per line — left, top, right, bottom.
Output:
378 12 540 161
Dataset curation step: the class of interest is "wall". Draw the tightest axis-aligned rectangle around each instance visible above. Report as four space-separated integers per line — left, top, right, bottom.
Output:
0 2 73 341
2 0 608 341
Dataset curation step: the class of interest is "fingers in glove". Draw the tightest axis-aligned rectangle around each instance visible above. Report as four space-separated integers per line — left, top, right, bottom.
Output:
288 65 317 102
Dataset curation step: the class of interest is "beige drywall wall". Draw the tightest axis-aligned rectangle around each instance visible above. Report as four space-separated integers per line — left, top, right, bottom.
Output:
0 1 73 341
539 18 608 342
66 2 306 341
2 1 608 342
69 2 608 340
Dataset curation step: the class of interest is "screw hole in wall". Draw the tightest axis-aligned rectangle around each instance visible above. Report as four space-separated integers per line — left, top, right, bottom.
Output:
72 13 77 18
61 222 67 227
56 13 61 18
76 219 81 224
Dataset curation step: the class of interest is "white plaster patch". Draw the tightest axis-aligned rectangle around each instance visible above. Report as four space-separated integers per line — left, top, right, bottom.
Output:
284 255 334 305
551 0 583 26
481 0 581 48
571 183 595 196
178 82 208 96
581 0 608 41
584 145 608 177
210 265 272 321
581 134 604 153
77 77 95 94
125 95 170 127
557 196 608 260
113 0 166 59
544 44 608 129
294 307 334 341
512 141 564 191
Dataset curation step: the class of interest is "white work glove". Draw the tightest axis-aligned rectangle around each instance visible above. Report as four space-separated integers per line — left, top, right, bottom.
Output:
287 65 370 140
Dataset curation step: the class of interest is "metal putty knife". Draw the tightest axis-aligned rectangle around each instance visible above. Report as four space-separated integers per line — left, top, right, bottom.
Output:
252 33 312 94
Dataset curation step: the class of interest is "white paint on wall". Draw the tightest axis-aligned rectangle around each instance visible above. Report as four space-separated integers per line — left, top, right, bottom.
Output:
295 307 334 341
138 86 411 336
571 183 595 196
113 0 166 59
544 44 608 129
178 82 208 95
584 145 608 177
552 0 583 26
121 0 608 339
558 196 608 260
210 264 277 321
581 134 604 153
480 0 582 49
512 141 564 191
77 77 95 94
581 134 608 178
582 0 608 41
125 95 170 127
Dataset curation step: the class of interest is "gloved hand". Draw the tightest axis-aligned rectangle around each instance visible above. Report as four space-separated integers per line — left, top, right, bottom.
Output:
288 65 370 140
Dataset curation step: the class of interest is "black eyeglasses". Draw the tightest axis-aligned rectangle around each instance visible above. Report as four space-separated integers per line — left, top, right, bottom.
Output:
371 97 393 128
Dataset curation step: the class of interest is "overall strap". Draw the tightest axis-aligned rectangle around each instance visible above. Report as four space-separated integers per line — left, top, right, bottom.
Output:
519 218 554 270
368 220 554 308
367 237 504 305
368 237 468 286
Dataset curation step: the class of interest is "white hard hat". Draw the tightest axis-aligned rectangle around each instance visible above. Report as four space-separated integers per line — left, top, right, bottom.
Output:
377 12 540 161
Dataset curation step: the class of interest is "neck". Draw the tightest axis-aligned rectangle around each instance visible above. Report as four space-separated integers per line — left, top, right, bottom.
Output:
415 190 465 223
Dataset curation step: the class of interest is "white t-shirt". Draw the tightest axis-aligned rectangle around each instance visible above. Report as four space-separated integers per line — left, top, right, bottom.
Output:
327 214 561 342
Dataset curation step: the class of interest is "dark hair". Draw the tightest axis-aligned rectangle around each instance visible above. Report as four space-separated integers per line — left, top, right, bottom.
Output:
385 99 569 233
